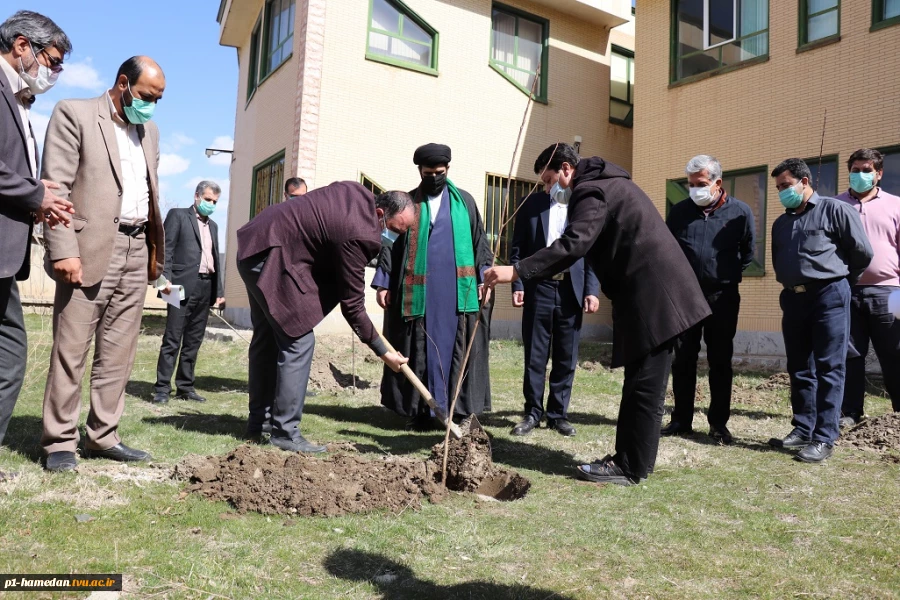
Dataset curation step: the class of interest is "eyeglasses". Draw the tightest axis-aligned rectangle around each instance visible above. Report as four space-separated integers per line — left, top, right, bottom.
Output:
35 45 64 73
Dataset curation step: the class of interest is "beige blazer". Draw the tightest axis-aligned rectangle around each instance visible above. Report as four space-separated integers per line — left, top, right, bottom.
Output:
41 93 164 287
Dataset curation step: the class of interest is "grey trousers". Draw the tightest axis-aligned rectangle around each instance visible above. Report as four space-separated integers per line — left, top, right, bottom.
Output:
237 254 315 442
0 277 27 447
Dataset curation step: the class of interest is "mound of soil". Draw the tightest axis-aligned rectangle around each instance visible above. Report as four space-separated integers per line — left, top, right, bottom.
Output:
839 412 900 455
755 372 791 391
179 417 530 516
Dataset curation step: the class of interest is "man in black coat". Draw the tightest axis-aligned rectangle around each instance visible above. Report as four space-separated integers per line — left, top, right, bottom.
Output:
662 155 756 444
485 144 711 485
509 180 600 437
0 10 73 447
152 181 225 404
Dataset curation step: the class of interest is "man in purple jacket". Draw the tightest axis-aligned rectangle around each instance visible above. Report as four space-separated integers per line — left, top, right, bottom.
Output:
237 182 411 452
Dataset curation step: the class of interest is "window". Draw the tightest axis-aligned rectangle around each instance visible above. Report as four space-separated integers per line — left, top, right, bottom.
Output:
803 155 838 197
367 0 438 75
672 0 768 83
610 46 634 127
251 152 286 218
360 173 386 195
246 0 294 101
490 4 549 102
800 0 840 46
877 145 900 194
872 0 900 29
665 167 767 275
484 173 539 264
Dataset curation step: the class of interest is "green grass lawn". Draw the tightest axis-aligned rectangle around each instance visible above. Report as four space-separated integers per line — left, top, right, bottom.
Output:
0 312 898 599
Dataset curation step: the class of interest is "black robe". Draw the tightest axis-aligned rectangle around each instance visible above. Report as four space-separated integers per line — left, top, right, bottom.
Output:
376 186 493 417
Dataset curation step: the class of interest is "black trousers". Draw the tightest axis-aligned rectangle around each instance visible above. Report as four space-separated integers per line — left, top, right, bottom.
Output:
237 255 315 442
521 278 583 421
671 286 740 428
154 277 213 394
0 278 27 446
843 285 900 415
614 340 674 480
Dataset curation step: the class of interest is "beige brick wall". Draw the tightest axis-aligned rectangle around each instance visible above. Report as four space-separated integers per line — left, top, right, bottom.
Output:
634 0 900 335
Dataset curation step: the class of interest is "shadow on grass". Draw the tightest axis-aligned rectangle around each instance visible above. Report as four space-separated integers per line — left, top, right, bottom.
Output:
479 409 618 429
2 415 43 461
305 404 404 431
126 376 247 401
323 548 578 600
141 412 247 440
661 429 798 456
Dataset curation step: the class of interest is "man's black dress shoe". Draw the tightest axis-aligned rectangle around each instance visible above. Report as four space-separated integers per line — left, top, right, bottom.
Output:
150 392 169 404
839 413 862 429
548 418 576 437
176 391 206 403
660 420 693 436
82 443 150 462
511 415 538 436
575 456 637 486
768 428 811 449
795 441 833 463
44 451 77 472
269 435 327 453
709 424 733 445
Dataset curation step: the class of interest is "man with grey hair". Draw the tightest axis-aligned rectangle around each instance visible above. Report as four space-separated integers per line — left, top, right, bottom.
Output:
661 155 756 444
0 10 73 449
152 180 225 404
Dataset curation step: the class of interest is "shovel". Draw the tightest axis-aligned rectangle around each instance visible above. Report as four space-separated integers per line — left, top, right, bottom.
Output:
380 336 463 439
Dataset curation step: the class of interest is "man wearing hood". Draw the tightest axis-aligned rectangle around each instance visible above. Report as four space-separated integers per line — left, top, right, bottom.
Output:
373 143 494 429
485 144 711 485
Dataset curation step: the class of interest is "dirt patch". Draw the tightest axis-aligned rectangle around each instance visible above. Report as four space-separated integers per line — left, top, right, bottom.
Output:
307 340 373 393
755 373 791 391
839 412 900 457
179 417 530 516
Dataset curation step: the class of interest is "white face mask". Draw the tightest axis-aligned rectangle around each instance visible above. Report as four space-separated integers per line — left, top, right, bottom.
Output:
18 44 59 95
689 185 716 207
550 181 572 205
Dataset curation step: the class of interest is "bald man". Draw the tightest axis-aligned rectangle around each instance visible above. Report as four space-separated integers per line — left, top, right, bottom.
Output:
40 56 166 471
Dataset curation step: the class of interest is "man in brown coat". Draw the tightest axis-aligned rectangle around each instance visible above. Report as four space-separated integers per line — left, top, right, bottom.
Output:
237 184 410 453
485 145 711 485
40 56 165 471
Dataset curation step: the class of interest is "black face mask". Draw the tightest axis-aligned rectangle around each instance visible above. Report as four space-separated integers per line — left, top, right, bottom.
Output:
420 172 447 196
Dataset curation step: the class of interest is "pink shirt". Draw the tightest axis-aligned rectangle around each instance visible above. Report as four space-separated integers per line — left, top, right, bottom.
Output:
196 211 215 274
836 188 900 286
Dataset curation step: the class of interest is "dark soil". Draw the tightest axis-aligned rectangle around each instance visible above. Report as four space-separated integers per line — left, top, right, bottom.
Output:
755 372 791 391
839 412 900 457
177 417 530 516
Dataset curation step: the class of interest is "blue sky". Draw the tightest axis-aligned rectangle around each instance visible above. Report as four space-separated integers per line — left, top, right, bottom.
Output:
21 1 237 248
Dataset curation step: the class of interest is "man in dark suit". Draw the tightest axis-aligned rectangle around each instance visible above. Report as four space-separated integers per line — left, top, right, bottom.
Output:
485 143 711 485
0 10 73 448
152 180 225 404
509 187 600 437
237 183 410 453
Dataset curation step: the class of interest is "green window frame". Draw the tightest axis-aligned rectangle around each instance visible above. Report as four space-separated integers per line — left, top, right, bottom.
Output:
484 173 539 264
490 3 549 103
802 154 839 197
799 0 840 48
250 151 286 218
366 0 438 75
360 173 386 195
261 0 295 79
665 166 768 275
247 16 262 100
876 144 900 194
872 0 900 30
670 0 769 84
610 45 634 127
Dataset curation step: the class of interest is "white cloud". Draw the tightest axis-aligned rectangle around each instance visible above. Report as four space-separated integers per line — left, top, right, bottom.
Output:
158 153 190 177
161 132 196 153
205 135 234 167
59 58 105 92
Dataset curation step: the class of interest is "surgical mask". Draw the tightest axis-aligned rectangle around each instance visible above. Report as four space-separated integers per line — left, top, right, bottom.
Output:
381 218 399 248
849 172 876 194
420 172 446 196
549 181 572 205
197 200 216 217
123 82 156 124
18 45 58 95
689 185 716 207
779 181 804 209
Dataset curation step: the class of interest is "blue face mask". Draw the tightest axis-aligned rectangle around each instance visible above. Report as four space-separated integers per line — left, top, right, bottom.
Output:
197 200 216 217
381 217 399 248
849 172 876 194
779 181 804 210
123 82 156 124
